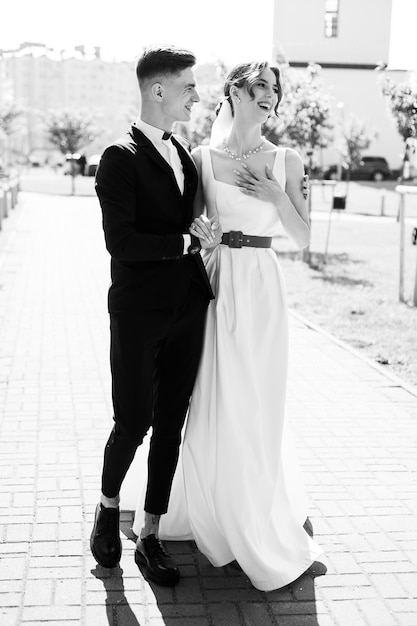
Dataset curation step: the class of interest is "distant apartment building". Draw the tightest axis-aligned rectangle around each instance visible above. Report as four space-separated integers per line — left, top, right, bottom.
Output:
0 42 140 164
273 0 408 169
0 43 225 167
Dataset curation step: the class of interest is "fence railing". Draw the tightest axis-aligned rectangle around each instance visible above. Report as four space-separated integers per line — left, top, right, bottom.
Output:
396 184 417 306
0 176 20 231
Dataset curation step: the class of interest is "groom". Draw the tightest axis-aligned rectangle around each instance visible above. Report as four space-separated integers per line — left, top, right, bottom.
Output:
91 45 220 586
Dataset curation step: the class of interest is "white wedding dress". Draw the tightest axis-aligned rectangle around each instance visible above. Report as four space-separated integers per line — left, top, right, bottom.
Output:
124 146 322 591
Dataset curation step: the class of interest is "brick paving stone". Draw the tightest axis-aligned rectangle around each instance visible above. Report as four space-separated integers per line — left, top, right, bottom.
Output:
203 577 259 590
0 608 20 626
0 581 24 596
316 573 371 588
0 593 21 607
205 589 264 603
22 623 81 626
147 603 207 619
2 192 417 625
0 557 26 580
173 579 205 604
148 616 210 626
320 584 380 602
30 542 57 557
327 600 368 625
360 560 415 574
357 550 409 564
355 599 399 626
57 523 83 541
84 605 117 624
365 532 402 552
395 572 417 597
0 541 29 554
116 604 149 623
27 567 82 580
395 616 417 626
290 583 318 602
387 598 417 613
31 523 58 542
209 603 242 625
263 587 293 602
271 600 328 615
54 579 83 605
23 580 54 606
21 606 82 622
142 583 176 604
327 553 364 574
57 540 84 556
371 574 413 603
239 602 276 625
310 618 339 626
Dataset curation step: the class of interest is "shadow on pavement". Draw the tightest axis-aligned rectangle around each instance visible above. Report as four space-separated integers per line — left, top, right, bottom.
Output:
91 564 142 626
89 514 327 626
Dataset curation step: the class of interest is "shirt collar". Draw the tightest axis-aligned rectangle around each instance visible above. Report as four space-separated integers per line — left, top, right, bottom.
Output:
135 117 172 144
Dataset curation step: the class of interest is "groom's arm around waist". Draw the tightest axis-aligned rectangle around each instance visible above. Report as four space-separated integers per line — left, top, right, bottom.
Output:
96 143 189 262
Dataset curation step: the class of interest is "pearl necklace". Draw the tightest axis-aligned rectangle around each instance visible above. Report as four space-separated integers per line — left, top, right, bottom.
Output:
223 138 265 161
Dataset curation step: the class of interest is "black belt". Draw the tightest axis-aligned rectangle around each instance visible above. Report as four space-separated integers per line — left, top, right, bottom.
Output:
221 231 272 249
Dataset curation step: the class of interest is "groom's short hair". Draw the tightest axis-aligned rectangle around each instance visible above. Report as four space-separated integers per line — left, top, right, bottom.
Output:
136 45 196 86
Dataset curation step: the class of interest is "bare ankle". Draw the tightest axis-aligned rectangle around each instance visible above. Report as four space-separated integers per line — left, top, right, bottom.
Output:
100 493 120 509
140 512 161 540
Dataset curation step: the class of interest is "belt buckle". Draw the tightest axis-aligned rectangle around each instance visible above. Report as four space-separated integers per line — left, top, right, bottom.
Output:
229 230 243 248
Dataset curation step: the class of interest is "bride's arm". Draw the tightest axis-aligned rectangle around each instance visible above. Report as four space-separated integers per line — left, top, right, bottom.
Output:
191 146 205 219
282 148 310 249
190 147 222 247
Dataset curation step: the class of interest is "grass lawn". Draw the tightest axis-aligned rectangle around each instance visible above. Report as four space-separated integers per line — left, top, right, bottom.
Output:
277 201 417 388
17 176 417 388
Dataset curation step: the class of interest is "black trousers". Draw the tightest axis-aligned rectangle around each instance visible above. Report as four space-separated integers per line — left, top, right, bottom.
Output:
101 282 209 515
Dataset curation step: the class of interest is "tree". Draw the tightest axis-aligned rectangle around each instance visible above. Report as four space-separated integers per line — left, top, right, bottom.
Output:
378 67 417 181
0 101 24 172
340 114 374 188
264 62 334 171
0 102 23 135
175 61 228 148
264 62 335 263
175 85 223 148
44 109 100 194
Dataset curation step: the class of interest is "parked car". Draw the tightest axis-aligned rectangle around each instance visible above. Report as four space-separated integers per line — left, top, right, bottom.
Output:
87 154 101 177
323 157 393 182
63 153 81 175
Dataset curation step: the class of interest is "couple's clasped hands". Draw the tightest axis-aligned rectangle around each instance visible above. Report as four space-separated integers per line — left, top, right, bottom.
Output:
190 215 223 249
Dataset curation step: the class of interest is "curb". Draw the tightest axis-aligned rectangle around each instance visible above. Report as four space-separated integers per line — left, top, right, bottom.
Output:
290 309 417 399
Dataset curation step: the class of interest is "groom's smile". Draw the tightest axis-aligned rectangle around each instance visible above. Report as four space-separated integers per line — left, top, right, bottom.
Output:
161 67 200 124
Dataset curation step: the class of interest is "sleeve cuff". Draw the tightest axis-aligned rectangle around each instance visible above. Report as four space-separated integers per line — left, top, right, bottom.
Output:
183 234 191 255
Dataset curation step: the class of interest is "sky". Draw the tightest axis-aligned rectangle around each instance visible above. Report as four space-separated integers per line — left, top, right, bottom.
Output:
1 0 416 69
1 0 275 65
388 0 417 69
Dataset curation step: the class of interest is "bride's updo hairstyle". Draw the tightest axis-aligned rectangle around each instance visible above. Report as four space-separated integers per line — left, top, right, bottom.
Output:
219 61 283 117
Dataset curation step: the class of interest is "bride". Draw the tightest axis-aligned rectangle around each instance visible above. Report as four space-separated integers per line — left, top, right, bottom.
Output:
124 60 323 591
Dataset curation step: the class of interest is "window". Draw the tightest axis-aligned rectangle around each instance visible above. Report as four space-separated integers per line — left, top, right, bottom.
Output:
324 0 339 38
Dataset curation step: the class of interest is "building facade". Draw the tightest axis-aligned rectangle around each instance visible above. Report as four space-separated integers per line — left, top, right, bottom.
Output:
0 43 140 165
272 0 407 169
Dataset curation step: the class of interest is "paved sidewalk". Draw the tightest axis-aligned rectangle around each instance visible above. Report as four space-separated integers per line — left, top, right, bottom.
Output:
0 193 416 626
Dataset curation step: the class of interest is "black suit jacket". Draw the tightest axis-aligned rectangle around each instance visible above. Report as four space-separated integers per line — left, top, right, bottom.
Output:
96 125 214 312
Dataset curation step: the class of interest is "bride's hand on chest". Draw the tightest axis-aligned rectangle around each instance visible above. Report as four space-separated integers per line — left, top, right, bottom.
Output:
234 163 283 204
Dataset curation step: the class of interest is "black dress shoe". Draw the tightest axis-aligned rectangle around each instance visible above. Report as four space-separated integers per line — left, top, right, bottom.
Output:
90 503 122 568
135 534 180 586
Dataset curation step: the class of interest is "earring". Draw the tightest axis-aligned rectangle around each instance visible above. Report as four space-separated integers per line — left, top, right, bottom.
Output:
235 96 241 104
